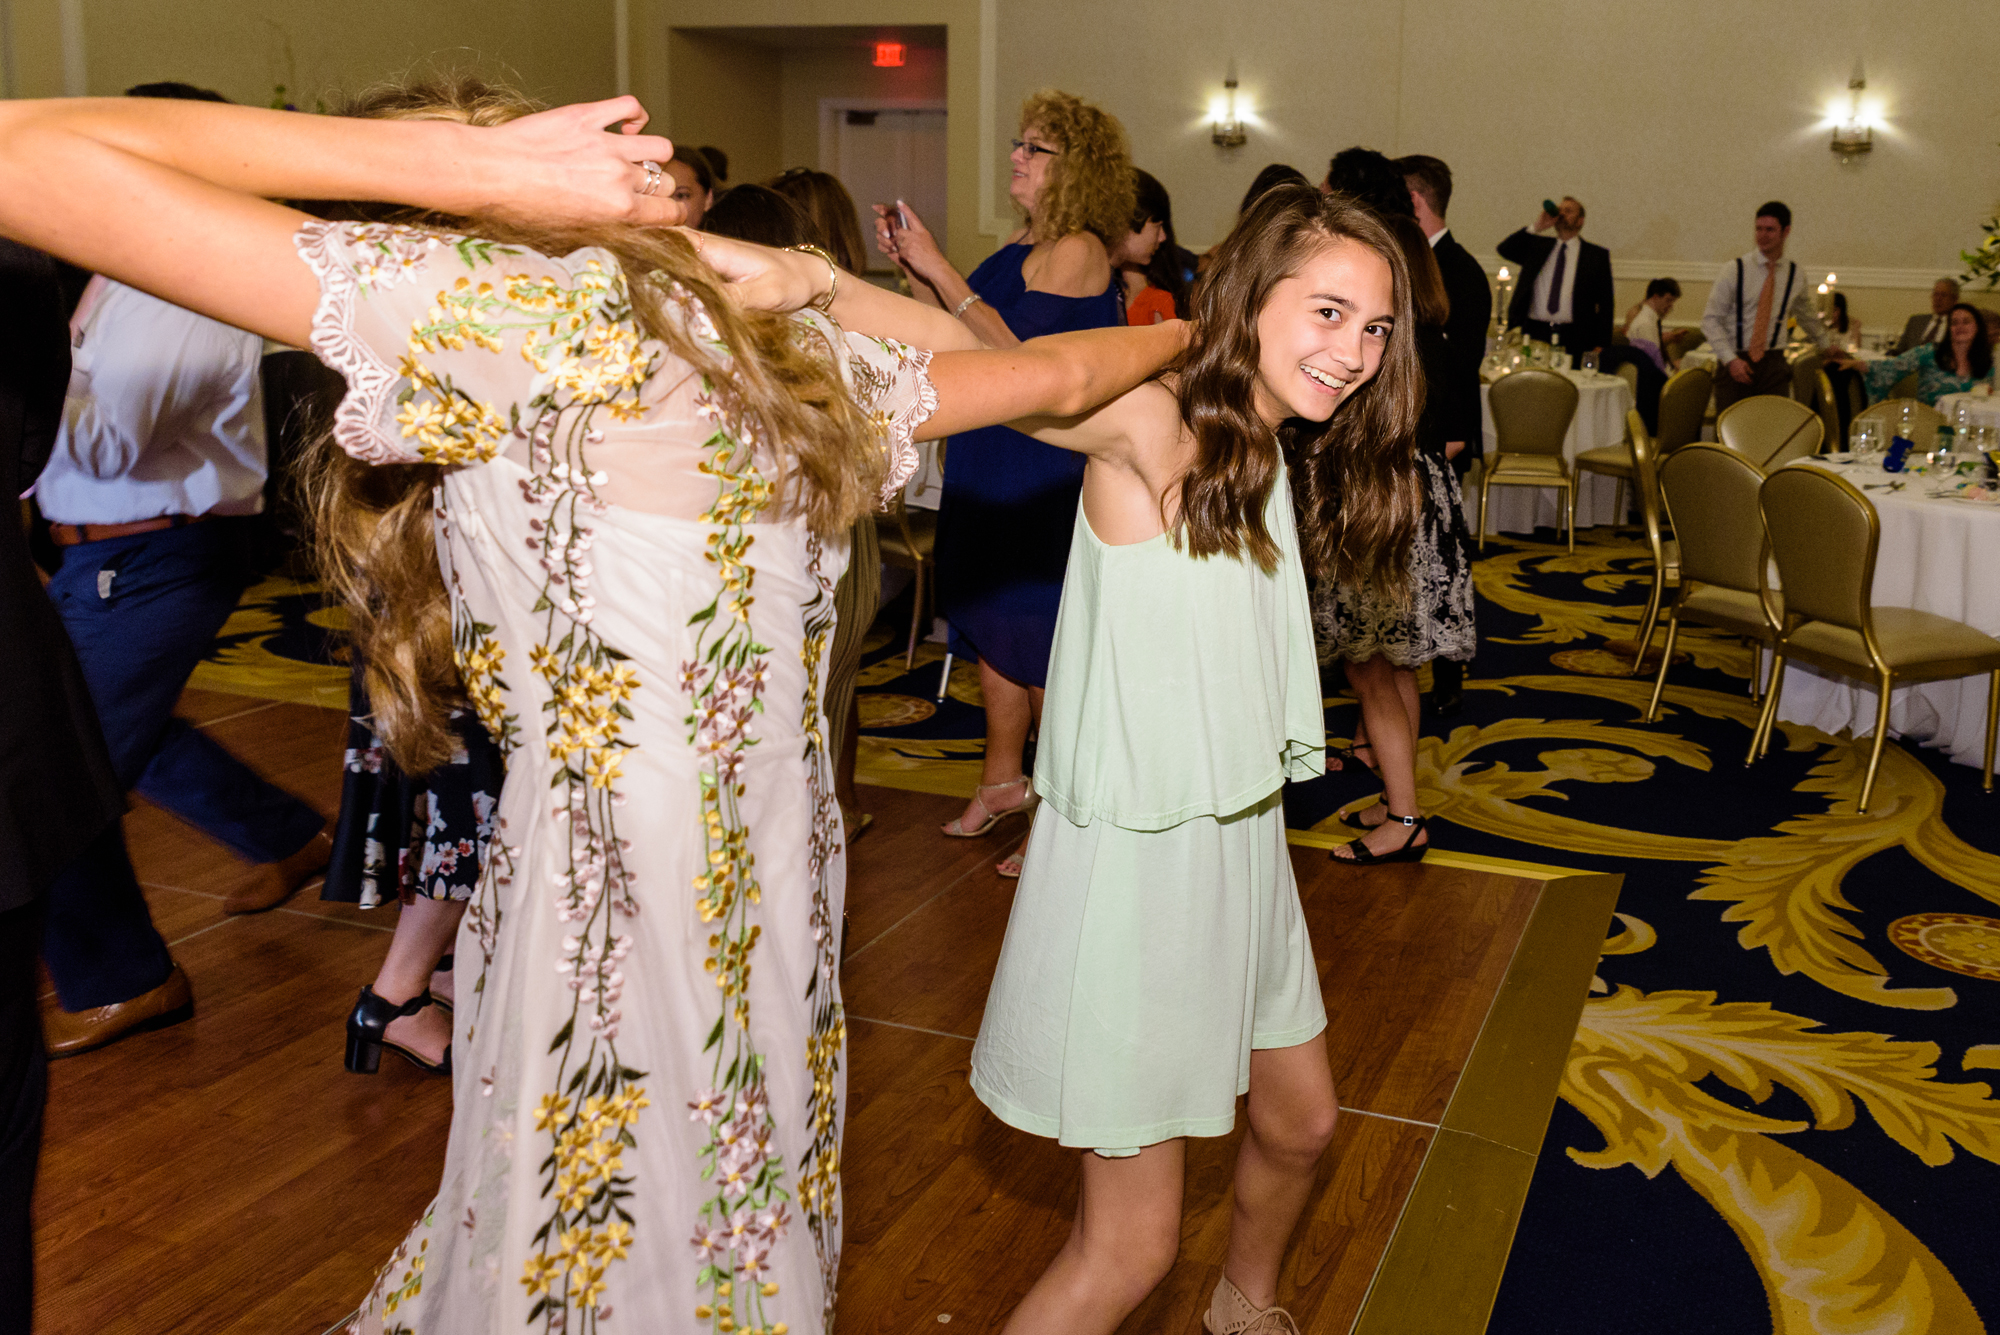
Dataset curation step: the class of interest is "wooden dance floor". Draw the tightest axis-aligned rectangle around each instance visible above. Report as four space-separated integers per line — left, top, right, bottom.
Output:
33 691 1618 1334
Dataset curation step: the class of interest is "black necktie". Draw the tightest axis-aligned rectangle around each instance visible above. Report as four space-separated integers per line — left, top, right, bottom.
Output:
1546 241 1567 321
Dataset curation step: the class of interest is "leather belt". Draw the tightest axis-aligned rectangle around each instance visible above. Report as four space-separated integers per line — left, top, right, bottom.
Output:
49 513 206 546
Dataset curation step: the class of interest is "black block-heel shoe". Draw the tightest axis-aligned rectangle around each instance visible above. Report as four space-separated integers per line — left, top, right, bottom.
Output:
345 985 451 1075
1329 814 1429 866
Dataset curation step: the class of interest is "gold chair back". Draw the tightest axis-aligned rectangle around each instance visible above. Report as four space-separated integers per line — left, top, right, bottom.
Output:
1614 360 1640 399
1717 395 1824 470
1659 444 1766 595
1488 369 1580 457
1812 370 1841 452
1789 349 1823 404
1655 364 1713 455
1758 466 1879 643
1626 409 1668 564
1852 398 1944 447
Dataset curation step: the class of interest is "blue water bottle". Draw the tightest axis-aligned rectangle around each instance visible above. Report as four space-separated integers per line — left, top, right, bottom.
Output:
1884 435 1913 472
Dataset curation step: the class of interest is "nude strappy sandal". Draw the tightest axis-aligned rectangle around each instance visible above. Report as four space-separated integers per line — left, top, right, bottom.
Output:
1202 1274 1300 1334
940 775 1038 838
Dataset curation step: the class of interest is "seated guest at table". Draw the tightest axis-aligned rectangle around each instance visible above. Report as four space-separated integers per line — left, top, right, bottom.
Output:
1890 277 1960 355
1838 303 1995 406
1115 169 1180 325
1497 196 1613 359
1699 200 1833 413
1826 291 1863 353
1624 278 1682 373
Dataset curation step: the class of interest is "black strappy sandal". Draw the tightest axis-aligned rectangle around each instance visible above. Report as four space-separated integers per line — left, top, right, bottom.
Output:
1326 740 1377 774
1330 814 1429 866
1339 802 1387 832
345 985 452 1074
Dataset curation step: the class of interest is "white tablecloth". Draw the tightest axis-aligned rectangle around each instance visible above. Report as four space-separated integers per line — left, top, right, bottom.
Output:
1935 390 2000 431
1774 459 2000 768
1476 371 1637 534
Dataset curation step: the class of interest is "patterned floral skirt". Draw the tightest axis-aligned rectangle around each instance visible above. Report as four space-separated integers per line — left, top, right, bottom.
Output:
1313 446 1477 669
323 664 506 909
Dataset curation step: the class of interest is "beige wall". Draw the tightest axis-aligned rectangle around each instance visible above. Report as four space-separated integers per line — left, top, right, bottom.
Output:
16 0 1994 330
6 0 616 108
778 44 947 172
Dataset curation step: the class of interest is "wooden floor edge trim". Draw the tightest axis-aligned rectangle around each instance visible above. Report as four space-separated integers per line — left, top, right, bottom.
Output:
1345 870 1624 1335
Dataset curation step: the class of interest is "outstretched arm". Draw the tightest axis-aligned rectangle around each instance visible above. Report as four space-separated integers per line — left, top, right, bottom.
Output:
690 231 985 353
924 321 1185 442
0 96 681 347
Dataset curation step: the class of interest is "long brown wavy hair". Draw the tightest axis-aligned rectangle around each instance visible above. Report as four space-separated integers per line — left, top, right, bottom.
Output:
1018 89 1134 244
305 73 883 771
1176 184 1423 593
768 167 870 274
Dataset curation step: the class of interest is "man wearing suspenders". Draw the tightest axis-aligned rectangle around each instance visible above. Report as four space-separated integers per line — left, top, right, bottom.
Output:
1700 200 1832 412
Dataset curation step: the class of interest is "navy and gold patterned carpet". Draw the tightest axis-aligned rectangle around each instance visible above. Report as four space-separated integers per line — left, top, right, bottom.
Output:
202 532 2000 1332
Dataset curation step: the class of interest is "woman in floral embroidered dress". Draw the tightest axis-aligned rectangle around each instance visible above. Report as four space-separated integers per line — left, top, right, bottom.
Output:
0 87 1184 1333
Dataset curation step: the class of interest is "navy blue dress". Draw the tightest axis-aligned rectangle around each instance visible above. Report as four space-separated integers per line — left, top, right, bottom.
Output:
935 242 1120 685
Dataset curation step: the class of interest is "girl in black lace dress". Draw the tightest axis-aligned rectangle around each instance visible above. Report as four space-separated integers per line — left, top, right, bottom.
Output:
1314 209 1476 861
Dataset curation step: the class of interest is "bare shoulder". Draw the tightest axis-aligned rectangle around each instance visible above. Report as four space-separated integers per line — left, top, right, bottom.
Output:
1026 231 1112 298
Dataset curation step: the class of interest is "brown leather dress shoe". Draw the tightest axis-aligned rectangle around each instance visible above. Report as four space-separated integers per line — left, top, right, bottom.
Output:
44 963 194 1058
223 828 334 915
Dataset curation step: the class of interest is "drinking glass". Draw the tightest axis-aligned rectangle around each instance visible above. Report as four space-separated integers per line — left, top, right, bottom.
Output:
1850 419 1881 461
1579 351 1599 373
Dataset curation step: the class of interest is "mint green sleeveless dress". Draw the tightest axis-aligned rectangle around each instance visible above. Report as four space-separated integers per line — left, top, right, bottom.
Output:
969 466 1328 1155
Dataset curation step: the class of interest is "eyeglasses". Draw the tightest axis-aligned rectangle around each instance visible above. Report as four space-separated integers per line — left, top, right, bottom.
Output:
1010 138 1060 158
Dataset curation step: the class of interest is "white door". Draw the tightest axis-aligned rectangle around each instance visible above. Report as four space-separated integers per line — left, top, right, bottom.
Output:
827 107 947 274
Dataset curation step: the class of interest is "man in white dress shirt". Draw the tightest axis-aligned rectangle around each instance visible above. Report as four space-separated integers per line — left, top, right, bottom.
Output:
1498 196 1615 357
35 82 331 1058
1700 200 1832 412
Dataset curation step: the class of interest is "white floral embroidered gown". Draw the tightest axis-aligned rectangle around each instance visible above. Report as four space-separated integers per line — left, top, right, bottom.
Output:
296 223 934 1335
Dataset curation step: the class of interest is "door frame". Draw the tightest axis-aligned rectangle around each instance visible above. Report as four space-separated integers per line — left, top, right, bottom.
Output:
816 97 949 174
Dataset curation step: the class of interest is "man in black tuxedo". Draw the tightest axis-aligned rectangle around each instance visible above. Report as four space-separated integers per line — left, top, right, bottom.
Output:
0 238 127 1335
1397 155 1490 716
1497 196 1613 358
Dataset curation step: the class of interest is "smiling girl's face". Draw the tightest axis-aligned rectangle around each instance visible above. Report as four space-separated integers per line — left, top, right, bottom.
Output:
1250 235 1396 427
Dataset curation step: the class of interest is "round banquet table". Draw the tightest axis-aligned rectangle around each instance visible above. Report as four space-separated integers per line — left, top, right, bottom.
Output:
1771 457 2000 769
1935 390 2000 432
1477 369 1636 535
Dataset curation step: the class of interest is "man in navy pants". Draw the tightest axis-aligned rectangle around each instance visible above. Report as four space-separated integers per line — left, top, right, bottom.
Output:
34 83 330 1058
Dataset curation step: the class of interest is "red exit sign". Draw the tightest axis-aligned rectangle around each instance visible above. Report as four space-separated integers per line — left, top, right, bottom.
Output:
873 42 905 67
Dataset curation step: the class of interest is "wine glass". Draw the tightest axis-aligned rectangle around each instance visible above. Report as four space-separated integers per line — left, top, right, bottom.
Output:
1850 419 1881 463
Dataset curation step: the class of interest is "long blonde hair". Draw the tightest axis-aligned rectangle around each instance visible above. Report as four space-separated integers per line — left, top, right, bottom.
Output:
306 73 883 771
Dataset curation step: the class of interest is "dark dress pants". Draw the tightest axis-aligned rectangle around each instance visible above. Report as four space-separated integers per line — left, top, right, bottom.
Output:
0 904 44 1335
41 520 323 1008
1712 350 1794 413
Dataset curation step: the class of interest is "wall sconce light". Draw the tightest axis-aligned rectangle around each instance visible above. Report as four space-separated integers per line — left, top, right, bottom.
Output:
1830 61 1874 159
873 41 905 68
1211 62 1247 148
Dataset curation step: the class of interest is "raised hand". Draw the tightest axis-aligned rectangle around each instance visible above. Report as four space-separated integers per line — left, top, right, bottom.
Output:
873 200 947 284
686 231 830 313
477 97 686 230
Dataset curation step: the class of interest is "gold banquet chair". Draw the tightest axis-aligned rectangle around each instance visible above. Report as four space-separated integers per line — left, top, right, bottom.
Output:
876 488 939 668
1717 394 1824 470
1574 362 1644 530
1852 398 1944 447
1655 363 1714 457
1747 467 2000 809
1480 368 1581 553
1644 444 1781 719
1810 370 1842 452
1621 410 1678 674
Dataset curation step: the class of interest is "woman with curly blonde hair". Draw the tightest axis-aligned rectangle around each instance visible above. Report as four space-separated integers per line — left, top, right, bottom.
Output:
877 89 1134 877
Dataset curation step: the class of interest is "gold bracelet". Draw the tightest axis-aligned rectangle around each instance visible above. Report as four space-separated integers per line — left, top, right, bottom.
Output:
786 244 839 313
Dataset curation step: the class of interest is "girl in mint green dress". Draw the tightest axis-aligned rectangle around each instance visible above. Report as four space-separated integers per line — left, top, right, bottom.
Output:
969 184 1426 1335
